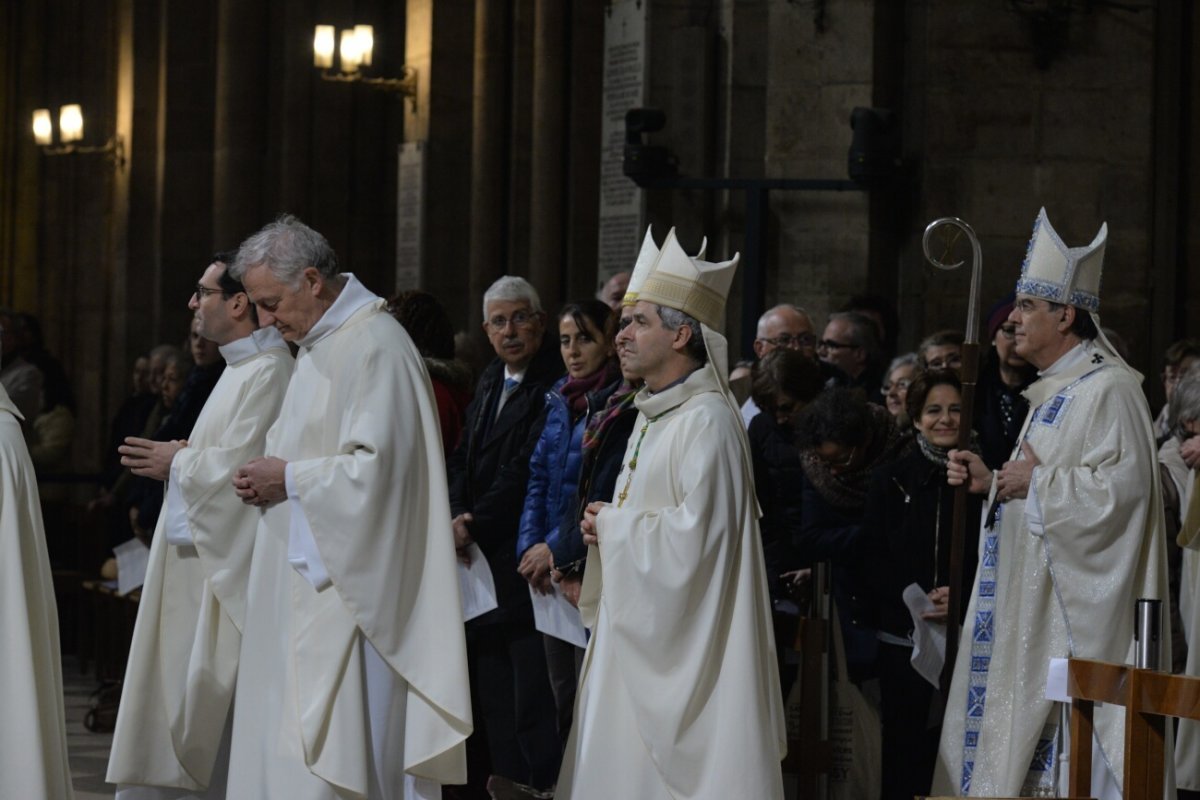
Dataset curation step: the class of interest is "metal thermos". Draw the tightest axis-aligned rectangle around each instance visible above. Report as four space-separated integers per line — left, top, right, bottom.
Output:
1135 597 1162 670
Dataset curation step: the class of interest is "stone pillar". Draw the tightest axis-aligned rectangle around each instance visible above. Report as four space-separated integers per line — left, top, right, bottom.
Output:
468 0 509 331
527 0 564 306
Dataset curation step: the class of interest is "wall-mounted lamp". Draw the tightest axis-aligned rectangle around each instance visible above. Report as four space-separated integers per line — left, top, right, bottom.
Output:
31 104 125 168
313 23 417 112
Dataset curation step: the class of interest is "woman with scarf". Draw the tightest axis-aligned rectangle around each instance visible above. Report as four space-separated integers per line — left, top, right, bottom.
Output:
793 387 911 683
861 369 984 800
517 299 622 745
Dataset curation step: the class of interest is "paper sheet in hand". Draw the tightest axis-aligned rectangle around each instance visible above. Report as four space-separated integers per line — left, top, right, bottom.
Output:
457 544 498 621
903 582 946 688
529 583 588 648
113 537 151 596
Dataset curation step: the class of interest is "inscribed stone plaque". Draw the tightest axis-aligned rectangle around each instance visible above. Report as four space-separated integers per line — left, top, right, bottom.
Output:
395 141 425 291
597 0 648 285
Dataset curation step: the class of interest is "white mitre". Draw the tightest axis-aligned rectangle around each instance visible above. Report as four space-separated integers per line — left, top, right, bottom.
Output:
636 229 738 329
1015 207 1107 312
1015 207 1139 378
622 226 708 307
622 226 671 307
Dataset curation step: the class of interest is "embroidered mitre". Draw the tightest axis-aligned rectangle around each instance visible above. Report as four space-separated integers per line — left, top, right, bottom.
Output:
1015 207 1107 312
637 228 738 329
622 226 708 306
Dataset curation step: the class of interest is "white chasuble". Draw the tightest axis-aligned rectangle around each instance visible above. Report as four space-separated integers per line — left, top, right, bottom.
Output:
225 277 471 800
933 342 1170 797
109 327 294 797
0 385 73 799
1165 437 1200 790
557 359 786 800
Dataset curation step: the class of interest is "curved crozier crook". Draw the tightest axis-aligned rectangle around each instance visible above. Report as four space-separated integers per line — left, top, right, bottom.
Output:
922 216 984 346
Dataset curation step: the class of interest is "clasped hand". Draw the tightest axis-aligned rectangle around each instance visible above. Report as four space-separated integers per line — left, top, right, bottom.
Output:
233 456 288 508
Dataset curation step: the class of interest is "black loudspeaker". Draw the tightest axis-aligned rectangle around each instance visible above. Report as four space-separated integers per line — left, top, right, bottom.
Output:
623 108 677 186
848 107 900 186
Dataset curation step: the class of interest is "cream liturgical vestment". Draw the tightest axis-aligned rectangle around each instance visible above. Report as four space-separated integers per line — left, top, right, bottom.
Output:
557 347 786 799
0 384 73 799
933 340 1169 797
1164 437 1200 790
108 326 293 798
225 276 471 800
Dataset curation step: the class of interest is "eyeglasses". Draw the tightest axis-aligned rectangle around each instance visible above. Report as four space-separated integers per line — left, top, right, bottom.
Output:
926 354 963 370
193 283 227 299
997 324 1017 340
881 379 911 396
1014 298 1052 315
758 333 817 349
817 339 857 352
818 444 857 470
486 310 540 332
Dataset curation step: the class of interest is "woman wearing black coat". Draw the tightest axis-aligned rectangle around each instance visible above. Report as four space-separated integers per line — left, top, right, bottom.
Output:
862 369 983 800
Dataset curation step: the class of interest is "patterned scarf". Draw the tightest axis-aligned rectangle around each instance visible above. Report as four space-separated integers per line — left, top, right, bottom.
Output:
915 430 981 467
581 376 638 454
561 362 621 420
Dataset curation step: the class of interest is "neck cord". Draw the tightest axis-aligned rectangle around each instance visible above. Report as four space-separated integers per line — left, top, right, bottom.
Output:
616 403 684 507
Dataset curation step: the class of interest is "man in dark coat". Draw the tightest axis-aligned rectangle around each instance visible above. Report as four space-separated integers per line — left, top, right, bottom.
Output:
447 275 563 798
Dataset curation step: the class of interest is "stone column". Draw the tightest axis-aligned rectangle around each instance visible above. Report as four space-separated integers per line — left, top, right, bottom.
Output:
527 0 564 306
468 0 509 331
212 0 267 249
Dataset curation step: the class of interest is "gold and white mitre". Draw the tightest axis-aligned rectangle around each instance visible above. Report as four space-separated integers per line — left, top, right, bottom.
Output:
622 226 672 307
1015 207 1107 312
636 228 739 329
622 226 708 307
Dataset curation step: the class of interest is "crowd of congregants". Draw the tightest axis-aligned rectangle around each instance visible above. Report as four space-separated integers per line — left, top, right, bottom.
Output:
3 207 1200 800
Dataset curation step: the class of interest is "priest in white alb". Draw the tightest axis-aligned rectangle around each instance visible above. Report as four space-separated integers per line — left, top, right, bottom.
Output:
1 369 73 798
932 209 1170 798
107 253 293 798
226 215 472 800
556 230 786 799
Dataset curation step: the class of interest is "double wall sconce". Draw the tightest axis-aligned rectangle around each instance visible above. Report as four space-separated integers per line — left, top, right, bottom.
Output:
313 24 418 111
31 104 125 168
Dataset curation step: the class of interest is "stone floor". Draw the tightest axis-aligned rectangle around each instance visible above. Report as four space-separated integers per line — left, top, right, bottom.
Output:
63 658 116 800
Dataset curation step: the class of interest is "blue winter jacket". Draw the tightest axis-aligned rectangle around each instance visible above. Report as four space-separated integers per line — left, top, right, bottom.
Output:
516 376 586 559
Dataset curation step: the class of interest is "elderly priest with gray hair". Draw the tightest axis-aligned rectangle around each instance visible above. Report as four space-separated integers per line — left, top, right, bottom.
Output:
225 215 472 799
555 230 787 799
933 209 1170 799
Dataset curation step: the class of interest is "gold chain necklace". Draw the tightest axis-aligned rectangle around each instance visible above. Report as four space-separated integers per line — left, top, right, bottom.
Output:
616 404 683 507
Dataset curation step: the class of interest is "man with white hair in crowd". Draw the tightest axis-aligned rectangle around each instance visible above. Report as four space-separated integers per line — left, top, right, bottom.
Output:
447 275 563 798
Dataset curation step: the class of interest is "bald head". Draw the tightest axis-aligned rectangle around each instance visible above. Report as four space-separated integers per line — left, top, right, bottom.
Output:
754 304 816 360
598 271 631 312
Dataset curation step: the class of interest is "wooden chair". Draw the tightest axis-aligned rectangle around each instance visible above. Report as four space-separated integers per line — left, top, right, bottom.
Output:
1065 657 1200 799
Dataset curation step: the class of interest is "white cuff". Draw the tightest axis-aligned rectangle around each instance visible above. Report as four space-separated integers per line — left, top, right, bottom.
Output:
285 462 332 591
1024 466 1045 536
163 457 193 546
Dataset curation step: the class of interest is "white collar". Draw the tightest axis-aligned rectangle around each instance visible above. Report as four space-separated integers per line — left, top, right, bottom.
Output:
296 274 381 349
218 326 289 366
504 365 527 384
1038 340 1091 378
